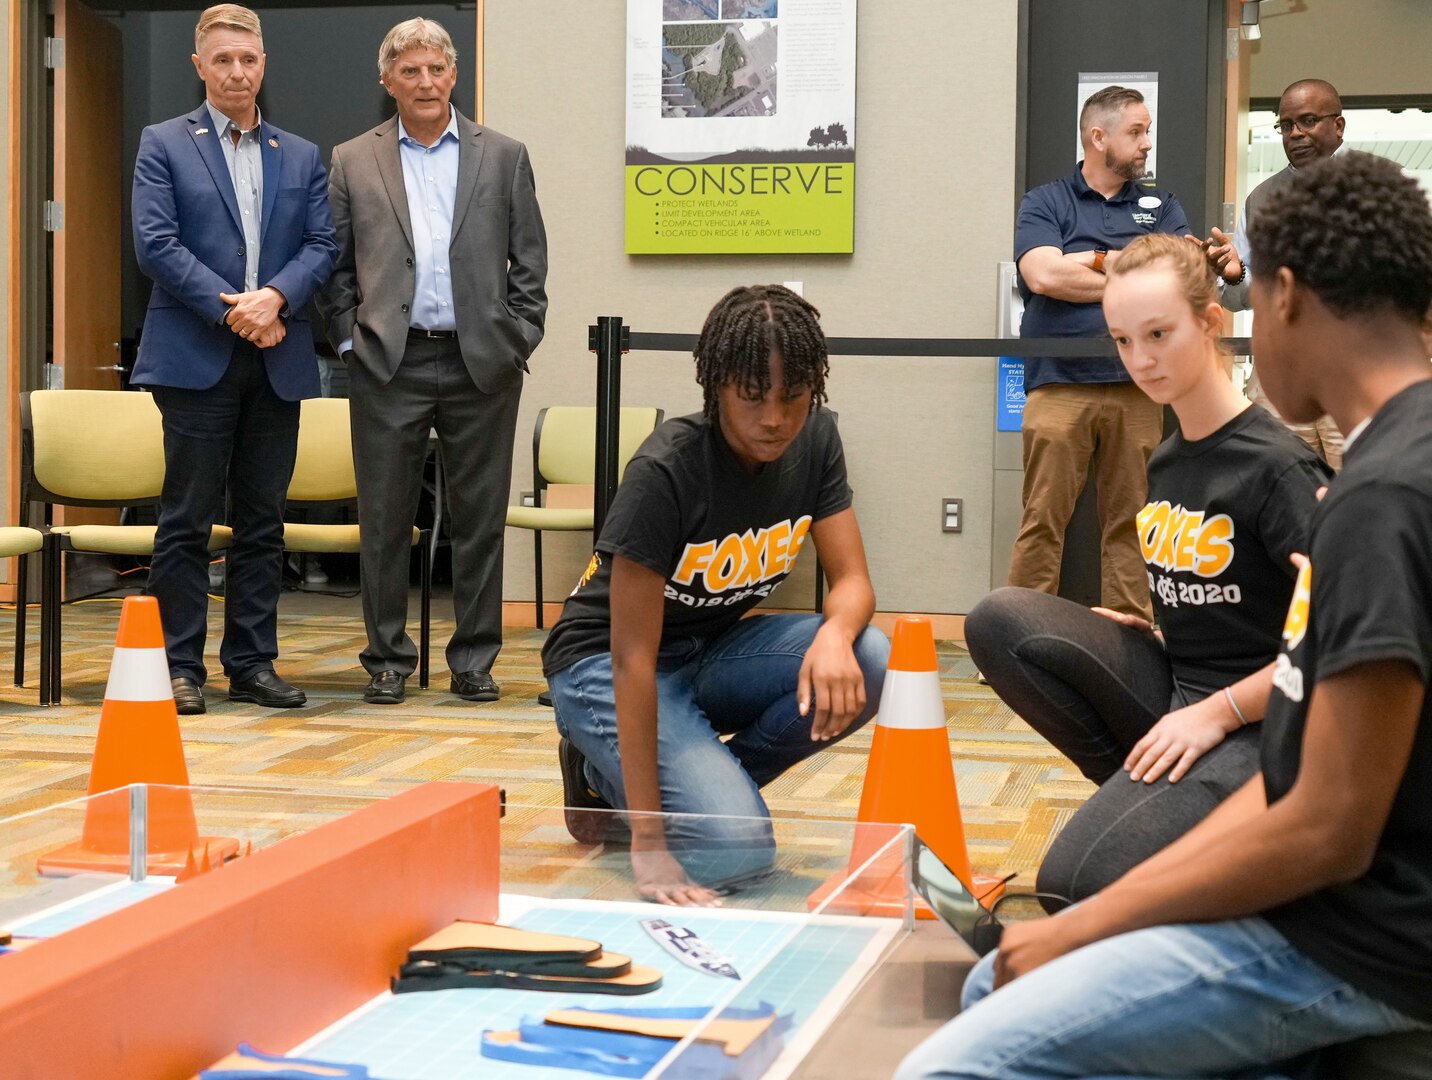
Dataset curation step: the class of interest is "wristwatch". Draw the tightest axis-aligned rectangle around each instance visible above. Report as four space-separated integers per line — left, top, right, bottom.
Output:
1092 246 1108 274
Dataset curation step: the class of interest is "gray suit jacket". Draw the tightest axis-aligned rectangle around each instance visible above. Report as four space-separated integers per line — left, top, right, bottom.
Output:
320 110 548 393
1222 164 1296 312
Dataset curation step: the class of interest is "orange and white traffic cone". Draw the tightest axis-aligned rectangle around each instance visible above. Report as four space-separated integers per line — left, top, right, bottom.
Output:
38 596 239 876
809 616 1005 917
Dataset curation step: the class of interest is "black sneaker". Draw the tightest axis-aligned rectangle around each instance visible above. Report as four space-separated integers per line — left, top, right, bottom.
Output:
558 737 618 845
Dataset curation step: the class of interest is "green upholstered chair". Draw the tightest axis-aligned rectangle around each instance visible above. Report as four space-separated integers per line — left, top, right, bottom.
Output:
505 406 664 628
1 526 46 692
21 389 233 705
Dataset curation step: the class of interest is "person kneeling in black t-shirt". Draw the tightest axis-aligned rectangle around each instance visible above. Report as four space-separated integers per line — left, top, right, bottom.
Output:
968 233 1331 911
898 151 1432 1080
542 285 890 905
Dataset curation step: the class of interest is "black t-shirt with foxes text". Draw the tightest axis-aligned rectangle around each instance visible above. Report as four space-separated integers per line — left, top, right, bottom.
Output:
1261 379 1432 1023
1141 404 1332 705
541 409 851 677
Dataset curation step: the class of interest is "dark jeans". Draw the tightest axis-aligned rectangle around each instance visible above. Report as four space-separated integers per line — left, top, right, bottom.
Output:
148 343 299 684
966 586 1262 910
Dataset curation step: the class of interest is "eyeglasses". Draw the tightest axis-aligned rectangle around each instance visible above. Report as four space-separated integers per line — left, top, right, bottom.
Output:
1273 113 1340 136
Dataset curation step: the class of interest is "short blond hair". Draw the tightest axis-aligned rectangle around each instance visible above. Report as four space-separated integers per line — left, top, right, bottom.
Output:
378 17 457 77
195 4 263 53
1109 232 1218 315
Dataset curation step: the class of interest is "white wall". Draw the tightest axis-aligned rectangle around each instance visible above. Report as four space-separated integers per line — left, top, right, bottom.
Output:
484 2 1019 615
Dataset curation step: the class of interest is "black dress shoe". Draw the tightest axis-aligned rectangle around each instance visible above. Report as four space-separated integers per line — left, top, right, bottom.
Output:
171 677 206 716
228 669 307 708
364 670 406 705
449 669 500 701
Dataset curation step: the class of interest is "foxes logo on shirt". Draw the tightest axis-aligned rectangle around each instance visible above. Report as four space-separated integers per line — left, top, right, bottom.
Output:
1272 559 1311 703
570 552 601 596
1137 501 1234 579
1281 559 1312 651
672 516 812 594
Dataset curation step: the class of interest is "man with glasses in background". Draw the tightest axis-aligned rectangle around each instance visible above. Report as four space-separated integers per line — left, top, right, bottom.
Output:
1201 78 1346 467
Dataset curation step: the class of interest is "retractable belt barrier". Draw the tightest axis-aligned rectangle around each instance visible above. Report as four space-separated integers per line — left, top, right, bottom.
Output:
586 315 1253 535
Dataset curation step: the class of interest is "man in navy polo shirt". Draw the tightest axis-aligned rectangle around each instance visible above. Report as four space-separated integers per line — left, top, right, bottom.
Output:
1008 85 1191 620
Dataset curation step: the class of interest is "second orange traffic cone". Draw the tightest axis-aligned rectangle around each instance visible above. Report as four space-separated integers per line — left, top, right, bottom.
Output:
810 616 1003 917
38 596 239 876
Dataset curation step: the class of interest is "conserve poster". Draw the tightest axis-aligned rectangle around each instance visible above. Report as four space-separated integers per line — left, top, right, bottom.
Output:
625 0 857 254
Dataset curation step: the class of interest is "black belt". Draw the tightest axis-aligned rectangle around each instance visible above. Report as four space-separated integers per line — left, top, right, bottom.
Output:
408 327 458 340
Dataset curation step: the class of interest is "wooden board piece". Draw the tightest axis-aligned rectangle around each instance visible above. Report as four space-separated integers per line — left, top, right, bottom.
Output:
544 1007 776 1057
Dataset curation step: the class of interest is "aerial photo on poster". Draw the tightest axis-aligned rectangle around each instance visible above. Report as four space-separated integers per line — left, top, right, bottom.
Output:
627 0 856 254
662 21 777 119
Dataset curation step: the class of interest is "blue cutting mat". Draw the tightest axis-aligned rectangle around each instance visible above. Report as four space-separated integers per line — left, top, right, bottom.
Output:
299 901 887 1080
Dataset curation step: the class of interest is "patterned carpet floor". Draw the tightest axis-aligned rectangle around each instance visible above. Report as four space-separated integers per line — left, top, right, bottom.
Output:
0 589 1093 889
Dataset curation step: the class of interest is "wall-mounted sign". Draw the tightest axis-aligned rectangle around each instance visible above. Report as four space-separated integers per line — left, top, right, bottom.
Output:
625 0 857 254
997 357 1026 432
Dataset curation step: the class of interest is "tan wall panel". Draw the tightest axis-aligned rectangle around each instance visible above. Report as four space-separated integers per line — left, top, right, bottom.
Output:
1249 0 1432 99
484 2 1018 615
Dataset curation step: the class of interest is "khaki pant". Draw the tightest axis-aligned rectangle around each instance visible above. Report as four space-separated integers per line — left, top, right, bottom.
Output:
1245 366 1343 470
1008 382 1163 620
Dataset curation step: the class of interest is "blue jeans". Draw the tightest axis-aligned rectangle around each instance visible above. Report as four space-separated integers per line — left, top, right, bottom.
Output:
894 917 1429 1080
548 613 890 885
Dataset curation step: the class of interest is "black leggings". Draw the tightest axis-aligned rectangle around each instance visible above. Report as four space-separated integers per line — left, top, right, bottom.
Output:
966 587 1262 911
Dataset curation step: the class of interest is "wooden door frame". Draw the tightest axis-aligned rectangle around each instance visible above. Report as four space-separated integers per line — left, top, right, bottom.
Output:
5 1 49 604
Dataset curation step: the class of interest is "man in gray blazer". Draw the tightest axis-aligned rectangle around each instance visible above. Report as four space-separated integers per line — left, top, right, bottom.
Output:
1201 78 1344 467
320 16 548 704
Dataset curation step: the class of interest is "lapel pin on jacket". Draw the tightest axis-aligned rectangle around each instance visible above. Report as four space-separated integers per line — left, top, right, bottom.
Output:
268 137 279 148
194 127 209 136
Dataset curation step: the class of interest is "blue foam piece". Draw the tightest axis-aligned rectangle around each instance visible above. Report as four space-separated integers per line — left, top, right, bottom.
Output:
201 1041 372 1079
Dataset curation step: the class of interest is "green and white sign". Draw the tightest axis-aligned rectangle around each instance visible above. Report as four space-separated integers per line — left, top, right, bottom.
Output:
626 1 857 254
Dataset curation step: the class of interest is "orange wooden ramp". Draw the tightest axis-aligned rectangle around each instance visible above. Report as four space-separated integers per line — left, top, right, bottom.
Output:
0 781 501 1080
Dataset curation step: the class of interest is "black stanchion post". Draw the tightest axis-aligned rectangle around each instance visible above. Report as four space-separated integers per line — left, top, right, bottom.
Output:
589 316 629 540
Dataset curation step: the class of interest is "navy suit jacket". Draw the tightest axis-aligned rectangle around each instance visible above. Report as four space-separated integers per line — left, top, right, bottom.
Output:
131 104 337 401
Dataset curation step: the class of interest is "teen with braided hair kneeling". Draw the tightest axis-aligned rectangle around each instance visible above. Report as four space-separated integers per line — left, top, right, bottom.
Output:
542 284 889 905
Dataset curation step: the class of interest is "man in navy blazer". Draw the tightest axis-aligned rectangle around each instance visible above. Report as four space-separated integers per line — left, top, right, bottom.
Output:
131 4 335 715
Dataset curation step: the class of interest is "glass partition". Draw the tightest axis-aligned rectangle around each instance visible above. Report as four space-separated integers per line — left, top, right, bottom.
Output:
0 785 918 1078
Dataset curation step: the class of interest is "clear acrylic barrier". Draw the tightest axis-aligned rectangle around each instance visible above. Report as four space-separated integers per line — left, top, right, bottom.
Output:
0 785 918 1078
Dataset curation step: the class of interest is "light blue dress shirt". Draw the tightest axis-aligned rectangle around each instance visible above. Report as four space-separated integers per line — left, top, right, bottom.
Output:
398 108 460 332
338 107 460 356
206 100 264 292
